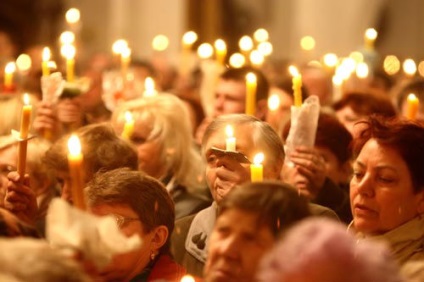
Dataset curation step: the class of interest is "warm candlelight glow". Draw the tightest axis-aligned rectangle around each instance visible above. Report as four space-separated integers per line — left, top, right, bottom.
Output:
17 93 32 178
16 54 32 72
250 50 264 67
180 275 195 282
152 34 169 51
214 39 227 65
122 111 135 140
268 94 280 111
253 28 269 43
406 93 419 120
245 72 257 115
67 134 85 210
323 53 338 68
4 62 16 88
239 36 253 53
356 62 369 79
418 61 424 78
60 31 76 45
251 153 264 182
403 59 417 77
289 65 302 107
257 42 273 57
112 39 128 55
66 8 81 24
197 43 214 60
61 44 76 60
225 125 236 151
300 36 315 51
182 31 198 49
349 51 364 63
143 77 157 97
229 53 245 68
42 47 51 77
364 28 378 50
61 44 76 82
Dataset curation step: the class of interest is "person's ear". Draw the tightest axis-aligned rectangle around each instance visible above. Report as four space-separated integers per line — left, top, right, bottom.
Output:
255 99 268 120
151 225 169 252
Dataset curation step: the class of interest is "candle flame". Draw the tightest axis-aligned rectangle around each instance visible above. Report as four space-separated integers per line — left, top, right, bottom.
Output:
66 8 80 24
300 36 315 51
180 275 195 282
356 62 369 78
16 54 32 71
403 59 417 76
152 35 169 51
23 93 30 105
182 31 198 46
112 39 128 54
253 153 264 165
121 47 131 59
197 43 213 59
61 44 76 59
42 47 51 62
229 53 245 68
268 94 280 111
246 72 257 83
5 62 16 73
225 125 233 138
68 135 82 156
408 93 418 102
288 65 299 77
239 36 253 52
124 111 133 123
250 50 264 67
323 53 338 67
365 28 378 40
257 42 273 57
60 31 75 45
253 28 269 43
214 39 226 51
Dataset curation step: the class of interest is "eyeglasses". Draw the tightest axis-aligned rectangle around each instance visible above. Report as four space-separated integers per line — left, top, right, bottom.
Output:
110 213 140 228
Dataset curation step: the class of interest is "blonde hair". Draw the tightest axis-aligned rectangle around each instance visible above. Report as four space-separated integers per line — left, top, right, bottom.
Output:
111 94 205 191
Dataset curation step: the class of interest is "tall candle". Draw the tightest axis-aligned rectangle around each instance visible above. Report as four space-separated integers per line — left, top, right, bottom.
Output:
122 111 134 140
406 93 419 120
245 72 257 115
42 47 51 77
225 125 236 151
61 44 76 82
67 135 85 210
121 47 131 80
250 153 264 182
289 66 302 107
267 94 280 112
364 28 377 50
17 94 32 178
4 62 16 88
214 39 227 65
143 77 157 97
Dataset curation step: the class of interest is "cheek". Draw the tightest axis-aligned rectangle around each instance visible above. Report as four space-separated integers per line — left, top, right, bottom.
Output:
205 167 216 186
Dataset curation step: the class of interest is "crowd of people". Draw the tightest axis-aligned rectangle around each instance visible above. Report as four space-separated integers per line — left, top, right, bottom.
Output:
0 23 423 282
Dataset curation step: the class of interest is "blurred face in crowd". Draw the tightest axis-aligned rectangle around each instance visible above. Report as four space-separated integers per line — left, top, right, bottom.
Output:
350 139 424 235
316 146 351 185
213 79 246 117
335 106 364 136
90 203 159 281
0 145 17 207
204 208 275 282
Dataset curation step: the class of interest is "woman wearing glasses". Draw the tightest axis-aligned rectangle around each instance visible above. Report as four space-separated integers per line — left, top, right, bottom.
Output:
86 167 186 282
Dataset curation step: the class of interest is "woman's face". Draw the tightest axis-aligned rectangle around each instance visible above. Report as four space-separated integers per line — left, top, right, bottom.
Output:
90 203 156 281
350 139 424 235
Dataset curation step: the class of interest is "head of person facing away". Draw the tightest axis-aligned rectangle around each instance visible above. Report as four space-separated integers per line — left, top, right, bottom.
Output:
43 123 138 204
201 114 284 204
86 168 178 282
213 66 270 120
203 181 311 282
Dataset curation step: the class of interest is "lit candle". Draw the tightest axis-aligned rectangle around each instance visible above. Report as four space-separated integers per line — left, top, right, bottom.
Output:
197 43 213 60
112 39 128 56
122 111 134 140
182 31 198 51
214 39 227 65
364 28 378 50
245 72 257 115
225 125 236 151
67 135 85 210
253 28 269 43
143 77 157 97
229 53 246 68
152 34 169 52
250 153 264 182
4 62 16 88
42 47 51 77
406 93 419 120
403 59 417 77
268 93 280 111
289 66 302 107
180 275 195 282
17 93 32 178
250 50 264 68
61 44 76 82
239 36 253 58
121 47 131 79
65 8 80 25
16 54 32 73
356 62 369 79
60 31 76 45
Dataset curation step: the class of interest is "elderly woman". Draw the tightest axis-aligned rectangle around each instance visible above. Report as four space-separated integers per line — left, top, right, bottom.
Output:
111 94 210 219
86 168 185 281
349 116 424 280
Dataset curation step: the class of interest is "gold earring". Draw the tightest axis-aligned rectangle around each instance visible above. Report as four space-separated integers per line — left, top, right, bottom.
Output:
150 251 156 261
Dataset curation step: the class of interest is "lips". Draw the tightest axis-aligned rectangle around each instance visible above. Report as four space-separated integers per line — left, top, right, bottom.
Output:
353 203 378 217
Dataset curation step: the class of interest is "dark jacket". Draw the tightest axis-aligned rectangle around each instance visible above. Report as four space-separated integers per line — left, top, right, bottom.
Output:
130 254 186 282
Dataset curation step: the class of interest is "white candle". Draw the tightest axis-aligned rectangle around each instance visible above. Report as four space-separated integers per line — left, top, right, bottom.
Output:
225 125 236 151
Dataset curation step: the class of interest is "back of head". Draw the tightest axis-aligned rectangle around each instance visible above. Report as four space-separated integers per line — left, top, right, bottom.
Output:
219 181 310 237
221 66 270 102
258 218 403 282
202 114 284 168
43 123 138 177
86 167 175 253
333 91 397 118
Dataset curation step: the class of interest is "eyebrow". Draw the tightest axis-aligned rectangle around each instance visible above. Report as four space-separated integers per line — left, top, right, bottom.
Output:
354 160 398 172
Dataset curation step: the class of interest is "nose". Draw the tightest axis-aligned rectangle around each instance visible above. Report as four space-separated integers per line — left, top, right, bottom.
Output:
353 174 375 198
218 235 240 261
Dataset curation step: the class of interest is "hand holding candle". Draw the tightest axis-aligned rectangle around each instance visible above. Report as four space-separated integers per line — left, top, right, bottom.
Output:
406 93 419 120
225 125 236 151
289 66 302 107
122 111 134 140
67 135 85 210
17 93 32 178
250 153 264 182
245 72 257 115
